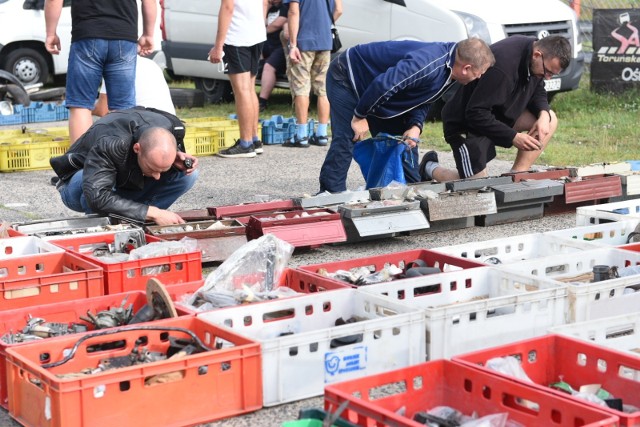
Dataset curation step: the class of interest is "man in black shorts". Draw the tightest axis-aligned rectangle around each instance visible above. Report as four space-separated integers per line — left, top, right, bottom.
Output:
419 35 571 182
208 0 267 158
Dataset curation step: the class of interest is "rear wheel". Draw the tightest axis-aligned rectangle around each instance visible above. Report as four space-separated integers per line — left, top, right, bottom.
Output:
3 47 50 86
193 78 233 104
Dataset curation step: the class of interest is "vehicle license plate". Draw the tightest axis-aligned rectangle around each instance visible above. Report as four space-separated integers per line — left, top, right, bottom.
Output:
544 78 561 92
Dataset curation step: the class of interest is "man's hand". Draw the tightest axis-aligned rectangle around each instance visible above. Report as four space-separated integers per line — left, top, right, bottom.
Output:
45 35 61 55
146 206 185 226
208 46 224 63
402 126 421 148
289 46 302 64
138 35 154 56
173 152 198 176
351 117 369 142
512 133 543 151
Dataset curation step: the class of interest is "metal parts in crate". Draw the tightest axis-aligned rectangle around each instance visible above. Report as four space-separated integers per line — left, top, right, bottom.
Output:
246 208 347 248
338 200 428 241
146 219 247 263
292 190 370 209
12 215 142 240
478 179 565 226
208 199 299 222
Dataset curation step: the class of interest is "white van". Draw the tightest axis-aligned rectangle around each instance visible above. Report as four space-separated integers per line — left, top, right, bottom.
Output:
0 0 162 86
161 0 585 104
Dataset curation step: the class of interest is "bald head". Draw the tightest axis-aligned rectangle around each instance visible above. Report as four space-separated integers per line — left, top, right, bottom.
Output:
135 127 178 180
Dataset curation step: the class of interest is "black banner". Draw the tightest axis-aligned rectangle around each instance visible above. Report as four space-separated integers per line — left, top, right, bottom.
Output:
591 9 640 93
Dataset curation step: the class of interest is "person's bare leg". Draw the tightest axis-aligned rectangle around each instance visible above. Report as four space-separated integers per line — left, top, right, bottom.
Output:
294 95 310 124
69 108 93 144
511 110 558 172
431 167 487 182
229 72 257 141
258 63 277 101
317 95 329 125
250 74 259 138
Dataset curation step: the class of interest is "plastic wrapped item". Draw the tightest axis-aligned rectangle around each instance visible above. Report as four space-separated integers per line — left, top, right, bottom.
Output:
0 221 12 238
486 356 533 383
185 234 294 308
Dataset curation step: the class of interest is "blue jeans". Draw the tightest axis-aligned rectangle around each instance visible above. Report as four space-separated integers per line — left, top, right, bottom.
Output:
59 169 199 215
319 57 420 193
66 38 137 110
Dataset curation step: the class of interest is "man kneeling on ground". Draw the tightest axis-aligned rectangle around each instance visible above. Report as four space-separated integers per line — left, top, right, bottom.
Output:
50 108 198 225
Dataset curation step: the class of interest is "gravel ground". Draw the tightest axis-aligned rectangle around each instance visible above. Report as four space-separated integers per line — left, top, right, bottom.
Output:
0 121 576 426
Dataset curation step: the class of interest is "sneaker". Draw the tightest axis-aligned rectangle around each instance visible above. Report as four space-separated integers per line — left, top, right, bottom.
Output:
49 176 59 186
217 140 257 158
253 139 264 154
419 150 439 181
283 136 310 148
309 134 329 146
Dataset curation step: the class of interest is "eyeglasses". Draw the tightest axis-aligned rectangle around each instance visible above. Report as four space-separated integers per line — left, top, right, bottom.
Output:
539 53 555 78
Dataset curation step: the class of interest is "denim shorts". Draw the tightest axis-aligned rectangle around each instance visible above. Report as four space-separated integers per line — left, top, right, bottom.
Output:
66 38 137 110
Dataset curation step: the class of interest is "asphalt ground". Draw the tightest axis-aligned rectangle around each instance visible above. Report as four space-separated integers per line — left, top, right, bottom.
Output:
0 120 576 426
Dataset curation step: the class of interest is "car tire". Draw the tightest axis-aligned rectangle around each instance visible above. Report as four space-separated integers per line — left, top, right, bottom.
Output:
170 88 205 108
5 84 31 107
3 47 50 86
193 78 233 104
29 87 66 102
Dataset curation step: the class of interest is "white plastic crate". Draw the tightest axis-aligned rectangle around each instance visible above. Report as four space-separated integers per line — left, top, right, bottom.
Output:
545 219 640 246
431 232 595 265
576 199 640 225
549 313 640 356
359 266 567 360
499 246 640 322
0 236 64 259
197 289 425 406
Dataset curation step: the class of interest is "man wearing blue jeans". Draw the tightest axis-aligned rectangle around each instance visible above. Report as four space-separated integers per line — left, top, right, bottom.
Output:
45 0 157 144
318 38 495 193
51 108 198 226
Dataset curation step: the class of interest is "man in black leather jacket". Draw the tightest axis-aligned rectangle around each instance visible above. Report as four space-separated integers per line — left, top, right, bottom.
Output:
50 108 198 225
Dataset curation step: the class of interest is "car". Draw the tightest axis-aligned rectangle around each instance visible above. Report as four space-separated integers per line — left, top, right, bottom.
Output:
0 0 162 86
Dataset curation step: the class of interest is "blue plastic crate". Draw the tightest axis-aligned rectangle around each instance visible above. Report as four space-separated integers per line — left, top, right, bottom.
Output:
25 102 58 123
0 105 27 126
261 115 296 144
55 102 69 121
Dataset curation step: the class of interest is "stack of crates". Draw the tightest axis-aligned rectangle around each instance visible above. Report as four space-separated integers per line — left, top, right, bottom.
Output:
0 125 70 172
261 115 316 144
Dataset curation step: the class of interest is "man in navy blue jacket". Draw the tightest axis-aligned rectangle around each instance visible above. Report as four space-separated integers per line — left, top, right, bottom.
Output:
421 35 571 182
318 38 494 193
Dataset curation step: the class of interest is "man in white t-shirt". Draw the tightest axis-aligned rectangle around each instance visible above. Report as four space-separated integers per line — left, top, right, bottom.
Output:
93 56 176 116
208 0 267 158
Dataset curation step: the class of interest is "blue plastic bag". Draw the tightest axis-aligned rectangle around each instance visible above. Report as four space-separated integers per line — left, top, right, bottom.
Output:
353 134 408 189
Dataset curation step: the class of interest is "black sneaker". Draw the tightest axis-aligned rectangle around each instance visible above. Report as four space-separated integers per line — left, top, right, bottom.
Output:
309 134 329 146
217 140 257 158
283 136 310 148
50 176 59 186
419 151 439 181
253 139 264 154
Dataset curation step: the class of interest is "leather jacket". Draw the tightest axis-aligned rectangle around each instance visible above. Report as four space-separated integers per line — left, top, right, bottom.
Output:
50 108 185 222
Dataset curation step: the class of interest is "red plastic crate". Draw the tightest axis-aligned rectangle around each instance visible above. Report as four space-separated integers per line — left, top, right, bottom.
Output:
246 208 347 247
0 251 103 311
454 334 640 426
6 316 261 427
298 248 485 288
49 233 202 295
0 290 194 409
324 359 619 427
207 199 298 219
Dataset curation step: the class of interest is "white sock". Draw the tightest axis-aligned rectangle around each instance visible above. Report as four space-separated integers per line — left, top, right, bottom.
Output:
426 161 439 179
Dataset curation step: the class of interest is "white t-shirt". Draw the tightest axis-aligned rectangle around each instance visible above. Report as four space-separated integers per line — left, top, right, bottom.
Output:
225 0 267 47
100 56 176 115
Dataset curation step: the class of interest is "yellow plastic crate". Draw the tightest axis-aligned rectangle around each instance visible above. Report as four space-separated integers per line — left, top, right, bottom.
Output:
182 116 237 127
0 140 70 172
183 123 262 156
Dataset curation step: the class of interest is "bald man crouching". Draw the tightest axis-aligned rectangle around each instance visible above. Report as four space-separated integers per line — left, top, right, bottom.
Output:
51 108 198 226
